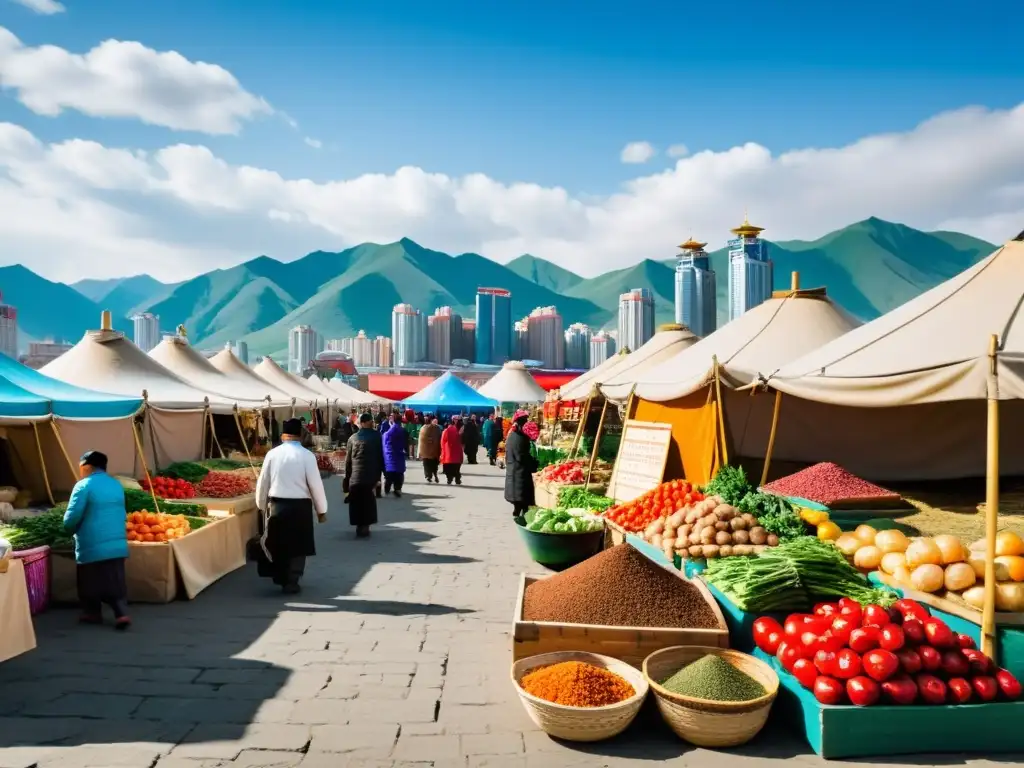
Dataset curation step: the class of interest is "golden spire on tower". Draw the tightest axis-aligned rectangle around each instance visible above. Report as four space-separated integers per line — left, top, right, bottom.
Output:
678 236 707 252
730 210 764 238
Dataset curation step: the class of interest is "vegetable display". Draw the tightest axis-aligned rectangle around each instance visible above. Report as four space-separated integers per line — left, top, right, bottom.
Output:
126 511 198 542
525 508 603 534
604 480 705 533
704 537 896 612
755 597 1021 706
701 465 807 541
160 461 210 484
640 494 780 561
0 508 74 551
315 453 334 472
141 475 197 500
195 471 255 498
761 462 902 508
660 654 766 702
557 487 615 512
536 460 586 485
519 661 635 707
124 488 208 517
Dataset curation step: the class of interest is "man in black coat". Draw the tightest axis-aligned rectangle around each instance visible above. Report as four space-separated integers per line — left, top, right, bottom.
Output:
344 413 385 539
503 410 538 517
461 415 481 464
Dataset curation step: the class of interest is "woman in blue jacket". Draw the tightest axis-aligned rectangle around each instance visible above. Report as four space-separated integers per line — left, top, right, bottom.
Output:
63 451 131 629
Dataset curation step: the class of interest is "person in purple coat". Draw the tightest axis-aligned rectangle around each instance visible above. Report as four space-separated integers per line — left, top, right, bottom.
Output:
382 414 408 497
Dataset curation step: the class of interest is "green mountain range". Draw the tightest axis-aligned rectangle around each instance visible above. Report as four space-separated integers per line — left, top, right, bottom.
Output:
15 217 998 358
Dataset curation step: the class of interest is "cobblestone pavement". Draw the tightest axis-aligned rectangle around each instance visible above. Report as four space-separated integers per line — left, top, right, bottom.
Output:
0 464 1018 767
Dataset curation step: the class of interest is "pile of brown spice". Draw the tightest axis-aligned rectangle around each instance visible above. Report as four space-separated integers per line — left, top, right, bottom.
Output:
523 543 720 628
519 661 635 707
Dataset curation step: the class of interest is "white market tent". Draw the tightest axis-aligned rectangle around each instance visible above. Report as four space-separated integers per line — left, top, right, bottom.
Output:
592 324 700 403
253 358 326 407
557 348 630 402
149 336 273 410
478 361 547 404
756 234 1024 481
310 374 391 408
208 348 294 409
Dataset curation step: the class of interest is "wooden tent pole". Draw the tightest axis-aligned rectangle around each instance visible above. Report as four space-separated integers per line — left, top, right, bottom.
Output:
712 357 730 467
131 416 161 513
200 402 209 459
234 406 260 478
208 407 226 459
31 421 55 506
569 392 592 459
143 393 161 472
759 390 784 487
585 398 610 490
982 333 1000 659
49 420 79 484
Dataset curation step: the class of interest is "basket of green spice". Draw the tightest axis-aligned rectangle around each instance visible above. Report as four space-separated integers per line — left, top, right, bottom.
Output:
643 646 778 747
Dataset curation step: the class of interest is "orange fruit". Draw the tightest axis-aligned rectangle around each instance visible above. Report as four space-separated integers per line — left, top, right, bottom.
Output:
127 532 139 541
143 533 154 542
154 533 166 542
137 525 150 535
126 522 135 532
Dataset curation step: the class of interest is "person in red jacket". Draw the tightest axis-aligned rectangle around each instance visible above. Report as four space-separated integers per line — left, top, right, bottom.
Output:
440 416 464 485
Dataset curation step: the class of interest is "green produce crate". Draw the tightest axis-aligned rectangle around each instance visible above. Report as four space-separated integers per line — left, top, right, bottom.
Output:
514 511 603 570
753 648 1024 759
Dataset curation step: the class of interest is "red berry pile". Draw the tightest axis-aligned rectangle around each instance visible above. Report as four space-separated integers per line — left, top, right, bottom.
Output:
196 471 255 499
141 475 197 500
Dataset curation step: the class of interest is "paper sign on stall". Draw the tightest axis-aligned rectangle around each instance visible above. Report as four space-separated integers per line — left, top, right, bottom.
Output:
606 419 672 503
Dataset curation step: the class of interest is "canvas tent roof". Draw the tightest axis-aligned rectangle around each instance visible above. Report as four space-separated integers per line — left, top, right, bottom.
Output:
312 375 391 407
0 353 142 420
149 337 273 409
403 372 498 411
304 374 341 403
591 325 701 402
477 362 547 404
208 349 293 406
632 289 859 402
558 348 629 402
253 358 326 405
41 330 243 412
768 238 1024 406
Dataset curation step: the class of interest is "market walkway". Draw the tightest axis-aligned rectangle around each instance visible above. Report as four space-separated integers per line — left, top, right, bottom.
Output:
0 466 1018 768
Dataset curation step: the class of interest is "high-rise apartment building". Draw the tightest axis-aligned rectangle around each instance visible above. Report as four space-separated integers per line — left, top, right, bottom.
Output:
674 238 717 337
728 216 773 321
132 312 160 353
231 340 249 364
392 303 428 368
474 288 512 365
513 319 529 361
288 325 318 374
589 333 615 368
330 331 391 367
0 293 16 359
564 323 591 369
617 288 655 353
458 320 476 363
525 306 564 369
427 306 463 366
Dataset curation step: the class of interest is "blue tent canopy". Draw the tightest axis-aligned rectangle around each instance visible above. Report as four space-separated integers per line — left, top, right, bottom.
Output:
0 353 142 420
402 372 498 412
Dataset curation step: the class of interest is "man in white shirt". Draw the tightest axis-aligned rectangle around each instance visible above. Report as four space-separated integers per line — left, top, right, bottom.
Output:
255 418 329 594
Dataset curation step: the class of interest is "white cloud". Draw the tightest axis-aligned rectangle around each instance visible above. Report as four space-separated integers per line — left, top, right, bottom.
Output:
0 26 271 134
9 0 64 14
667 144 689 158
303 137 322 149
620 141 656 164
0 103 1022 282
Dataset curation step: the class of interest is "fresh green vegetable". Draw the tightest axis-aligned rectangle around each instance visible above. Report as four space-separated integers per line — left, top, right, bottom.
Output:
124 488 208 517
160 461 210 484
661 654 766 702
184 515 209 531
525 508 603 534
701 465 753 505
739 491 806 541
557 487 615 512
0 508 74 551
534 447 569 471
199 458 250 472
581 433 621 463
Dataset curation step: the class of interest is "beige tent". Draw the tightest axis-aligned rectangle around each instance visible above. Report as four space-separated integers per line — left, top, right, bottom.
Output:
753 235 1024 481
558 347 630 402
583 325 700 403
208 349 294 409
630 287 857 485
478 361 547 404
253 358 325 407
149 336 274 410
312 374 390 408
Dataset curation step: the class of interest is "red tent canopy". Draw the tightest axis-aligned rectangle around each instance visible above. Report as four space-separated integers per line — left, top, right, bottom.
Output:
532 372 579 391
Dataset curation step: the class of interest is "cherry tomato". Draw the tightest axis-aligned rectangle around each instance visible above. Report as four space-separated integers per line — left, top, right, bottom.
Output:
916 674 947 705
902 619 926 644
971 675 998 702
996 669 1022 700
833 649 863 680
895 648 922 675
777 641 803 671
956 634 976 650
862 605 890 628
791 658 818 689
947 677 973 704
848 627 880 654
813 676 844 705
838 601 863 627
846 675 881 707
752 617 784 655
940 650 970 678
862 649 899 682
923 618 955 649
892 598 930 623
917 645 942 672
829 616 856 646
878 624 905 652
814 602 838 618
881 675 918 705
813 649 837 677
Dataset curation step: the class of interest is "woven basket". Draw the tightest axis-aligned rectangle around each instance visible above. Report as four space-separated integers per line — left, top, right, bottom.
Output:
12 545 51 615
643 646 778 748
511 651 648 742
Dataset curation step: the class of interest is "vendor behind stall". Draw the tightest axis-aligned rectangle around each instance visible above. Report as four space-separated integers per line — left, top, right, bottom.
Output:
63 451 131 630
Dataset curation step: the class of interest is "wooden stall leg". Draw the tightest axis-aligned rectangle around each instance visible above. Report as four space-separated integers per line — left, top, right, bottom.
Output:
982 334 1000 660
759 389 783 487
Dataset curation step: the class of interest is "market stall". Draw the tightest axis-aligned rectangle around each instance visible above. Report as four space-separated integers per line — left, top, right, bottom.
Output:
401 371 498 415
253 358 326 414
0 557 35 663
324 374 393 408
478 361 547 405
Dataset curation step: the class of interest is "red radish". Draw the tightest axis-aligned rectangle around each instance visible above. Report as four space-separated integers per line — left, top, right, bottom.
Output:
939 650 970 678
895 648 922 675
918 645 942 672
902 619 925 644
862 605 890 628
813 676 844 705
947 677 973 704
995 669 1022 700
956 634 976 650
833 649 862 680
862 649 899 682
916 674 947 705
971 675 998 702
848 627 880 653
878 625 905 651
923 618 955 648
791 658 818 689
813 649 837 677
881 675 918 705
846 676 880 707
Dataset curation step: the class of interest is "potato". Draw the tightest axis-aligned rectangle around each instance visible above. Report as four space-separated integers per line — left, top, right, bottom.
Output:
678 524 692 540
702 544 720 558
742 513 758 528
853 545 883 571
732 529 750 545
753 545 768 554
689 545 704 557
663 524 677 541
749 527 768 546
651 533 663 549
715 504 739 519
700 526 716 543
719 545 733 557
685 510 700 524
714 521 729 532
715 530 732 546
669 510 686 528
645 518 665 537
662 537 676 552
766 534 779 547
689 531 701 546
729 517 747 532
732 544 753 556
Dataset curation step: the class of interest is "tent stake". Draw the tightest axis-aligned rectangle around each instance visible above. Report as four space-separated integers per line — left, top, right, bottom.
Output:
760 390 783 487
31 421 54 506
982 333 1000 660
49 420 79 484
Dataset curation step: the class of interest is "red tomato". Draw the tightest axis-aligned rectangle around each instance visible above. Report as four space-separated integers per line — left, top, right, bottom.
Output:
940 650 970 678
862 649 899 682
783 615 812 638
862 605 890 628
752 617 784 655
892 598 930 623
845 675 880 707
916 674 947 705
902 619 926 644
813 676 844 705
833 649 863 680
813 632 843 654
813 649 837 677
971 675 998 702
791 658 818 689
895 648 922 675
777 642 803 671
838 601 863 627
996 669 1022 700
880 675 918 705
799 631 820 654
947 677 973 704
917 645 942 672
814 602 838 618
923 618 955 649
878 624 905 651
829 616 855 646
848 627 880 653
956 633 976 650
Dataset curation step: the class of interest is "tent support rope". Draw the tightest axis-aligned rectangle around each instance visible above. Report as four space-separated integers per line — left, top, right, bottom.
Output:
144 395 161 472
759 390 783 487
569 391 592 459
31 421 54 506
982 333 1000 660
50 420 78 485
585 397 610 490
234 406 260 479
200 403 209 459
131 417 161 514
712 357 730 467
208 408 225 459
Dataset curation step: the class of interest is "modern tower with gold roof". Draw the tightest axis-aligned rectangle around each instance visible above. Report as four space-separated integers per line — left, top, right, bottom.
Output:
674 237 717 337
727 215 773 321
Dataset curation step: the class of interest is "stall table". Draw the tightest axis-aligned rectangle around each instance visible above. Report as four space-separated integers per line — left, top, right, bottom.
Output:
0 559 36 662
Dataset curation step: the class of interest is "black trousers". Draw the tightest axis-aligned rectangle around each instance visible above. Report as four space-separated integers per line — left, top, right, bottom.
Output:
77 558 129 618
423 458 440 480
443 464 462 483
273 556 306 587
466 446 478 464
512 502 530 517
384 471 405 493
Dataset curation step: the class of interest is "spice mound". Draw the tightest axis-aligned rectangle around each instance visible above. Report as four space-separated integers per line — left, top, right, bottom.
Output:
520 661 635 707
661 654 766 702
762 462 901 507
523 544 720 629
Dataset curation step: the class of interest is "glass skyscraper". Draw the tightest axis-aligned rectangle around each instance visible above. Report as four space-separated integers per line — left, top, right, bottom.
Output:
391 303 427 367
727 217 773 321
674 238 717 337
474 287 512 365
617 288 655 353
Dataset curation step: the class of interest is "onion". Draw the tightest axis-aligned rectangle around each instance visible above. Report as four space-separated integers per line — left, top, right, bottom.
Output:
909 563 944 593
880 551 907 575
996 531 1024 557
835 533 862 557
892 565 912 587
996 582 1024 612
854 524 878 545
995 555 1024 582
905 538 942 569
943 562 976 592
962 585 985 610
968 553 1012 581
934 534 966 565
874 529 909 554
853 545 883 571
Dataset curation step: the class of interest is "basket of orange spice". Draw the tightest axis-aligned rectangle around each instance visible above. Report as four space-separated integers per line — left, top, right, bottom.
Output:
126 510 203 542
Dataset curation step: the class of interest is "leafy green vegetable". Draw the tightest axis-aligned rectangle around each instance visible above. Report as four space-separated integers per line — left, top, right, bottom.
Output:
739 491 806 541
701 465 753 505
525 507 603 534
0 508 74 551
557 487 615 511
199 458 250 472
160 461 210 484
535 447 569 470
124 488 208 517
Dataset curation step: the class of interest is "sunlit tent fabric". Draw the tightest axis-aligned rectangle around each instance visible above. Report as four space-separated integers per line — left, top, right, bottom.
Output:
208 349 293 408
478 361 547 404
593 325 700 403
0 353 141 420
403 371 498 411
327 376 393 406
751 236 1024 481
630 289 858 486
253 358 325 406
149 337 269 410
558 348 630 402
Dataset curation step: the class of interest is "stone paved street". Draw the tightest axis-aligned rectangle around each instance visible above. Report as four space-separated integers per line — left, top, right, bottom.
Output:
0 464 1019 767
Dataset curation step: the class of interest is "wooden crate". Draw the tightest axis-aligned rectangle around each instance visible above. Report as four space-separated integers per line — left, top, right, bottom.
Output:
512 572 729 669
603 518 628 549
